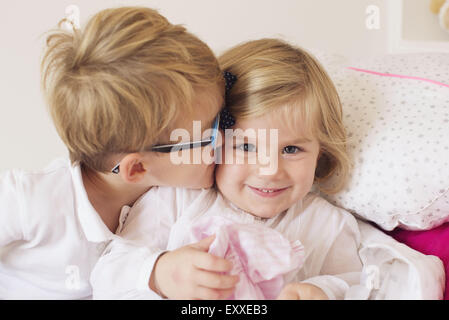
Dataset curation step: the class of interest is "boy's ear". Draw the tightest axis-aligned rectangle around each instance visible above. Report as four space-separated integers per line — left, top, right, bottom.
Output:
118 153 147 183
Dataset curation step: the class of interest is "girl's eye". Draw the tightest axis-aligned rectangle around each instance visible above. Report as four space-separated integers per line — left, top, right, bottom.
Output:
236 143 257 152
283 146 302 154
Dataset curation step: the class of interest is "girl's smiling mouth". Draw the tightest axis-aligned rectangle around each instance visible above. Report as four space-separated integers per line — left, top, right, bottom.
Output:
247 185 290 198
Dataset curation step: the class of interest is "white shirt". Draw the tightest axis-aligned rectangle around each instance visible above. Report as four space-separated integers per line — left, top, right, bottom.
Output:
91 187 445 300
0 158 130 299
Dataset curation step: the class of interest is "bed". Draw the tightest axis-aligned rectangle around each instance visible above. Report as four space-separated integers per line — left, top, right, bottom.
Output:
311 50 449 299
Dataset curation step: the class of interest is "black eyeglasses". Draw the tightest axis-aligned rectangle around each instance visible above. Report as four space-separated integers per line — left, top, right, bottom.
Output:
111 113 221 174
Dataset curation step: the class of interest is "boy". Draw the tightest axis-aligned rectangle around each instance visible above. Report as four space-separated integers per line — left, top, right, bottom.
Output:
0 7 232 299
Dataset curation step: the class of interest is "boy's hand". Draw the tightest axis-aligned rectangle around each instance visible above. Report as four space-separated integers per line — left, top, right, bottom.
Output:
277 283 328 300
150 235 239 300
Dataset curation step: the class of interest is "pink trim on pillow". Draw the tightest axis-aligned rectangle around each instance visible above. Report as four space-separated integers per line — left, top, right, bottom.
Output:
347 67 449 88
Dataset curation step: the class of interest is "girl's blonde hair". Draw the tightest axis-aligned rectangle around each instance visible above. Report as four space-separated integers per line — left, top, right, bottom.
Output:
218 38 350 194
41 7 223 172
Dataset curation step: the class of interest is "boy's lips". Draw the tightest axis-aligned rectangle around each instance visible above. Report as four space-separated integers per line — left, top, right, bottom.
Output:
247 185 289 198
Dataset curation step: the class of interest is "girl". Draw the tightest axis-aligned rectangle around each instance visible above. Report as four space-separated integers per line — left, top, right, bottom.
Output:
90 39 443 300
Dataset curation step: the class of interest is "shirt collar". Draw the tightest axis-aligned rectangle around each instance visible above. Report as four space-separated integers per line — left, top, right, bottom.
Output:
70 161 116 243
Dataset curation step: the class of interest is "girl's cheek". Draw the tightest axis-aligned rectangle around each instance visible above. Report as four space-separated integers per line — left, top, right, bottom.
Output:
216 162 244 186
214 164 230 195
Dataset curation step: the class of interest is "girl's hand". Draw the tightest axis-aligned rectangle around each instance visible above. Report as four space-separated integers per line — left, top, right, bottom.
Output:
150 235 239 300
277 283 328 300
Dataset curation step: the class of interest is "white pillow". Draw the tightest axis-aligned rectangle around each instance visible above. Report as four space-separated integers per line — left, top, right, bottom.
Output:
316 52 449 231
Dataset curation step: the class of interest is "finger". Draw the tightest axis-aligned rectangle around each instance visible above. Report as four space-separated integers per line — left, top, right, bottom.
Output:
190 235 216 251
194 269 240 289
193 286 235 300
193 251 233 272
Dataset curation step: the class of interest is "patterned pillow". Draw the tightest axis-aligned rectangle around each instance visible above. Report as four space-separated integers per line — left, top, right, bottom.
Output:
315 52 449 231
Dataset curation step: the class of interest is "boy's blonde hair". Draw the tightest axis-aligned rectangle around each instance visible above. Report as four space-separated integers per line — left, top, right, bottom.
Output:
218 38 350 194
41 7 223 172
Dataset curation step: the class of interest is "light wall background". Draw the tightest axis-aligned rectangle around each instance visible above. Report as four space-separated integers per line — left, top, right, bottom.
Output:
0 0 442 172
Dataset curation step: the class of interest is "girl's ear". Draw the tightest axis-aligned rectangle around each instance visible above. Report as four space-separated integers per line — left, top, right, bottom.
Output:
316 148 324 167
118 153 148 183
315 150 331 180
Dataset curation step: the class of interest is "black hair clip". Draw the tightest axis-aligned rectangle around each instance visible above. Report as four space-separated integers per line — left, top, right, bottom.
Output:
220 107 235 130
223 71 237 93
220 71 237 129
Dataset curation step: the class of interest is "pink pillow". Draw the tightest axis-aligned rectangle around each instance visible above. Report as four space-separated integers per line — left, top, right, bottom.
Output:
387 222 449 300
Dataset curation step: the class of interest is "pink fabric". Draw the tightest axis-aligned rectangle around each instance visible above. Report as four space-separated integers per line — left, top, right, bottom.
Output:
387 222 449 300
347 67 449 88
190 215 305 300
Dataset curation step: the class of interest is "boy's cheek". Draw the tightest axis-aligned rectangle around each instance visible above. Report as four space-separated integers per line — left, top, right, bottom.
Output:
203 164 216 188
149 161 214 189
180 163 215 189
